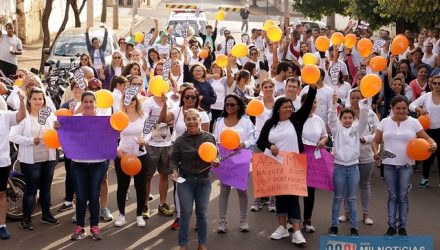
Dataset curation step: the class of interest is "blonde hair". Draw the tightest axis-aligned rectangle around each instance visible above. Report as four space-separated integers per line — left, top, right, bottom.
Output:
183 108 201 119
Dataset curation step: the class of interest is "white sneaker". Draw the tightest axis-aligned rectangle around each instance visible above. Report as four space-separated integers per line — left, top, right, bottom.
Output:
239 221 251 232
338 215 348 222
217 220 227 233
304 224 316 233
136 216 146 227
270 225 289 240
363 217 374 225
114 214 126 227
291 230 306 245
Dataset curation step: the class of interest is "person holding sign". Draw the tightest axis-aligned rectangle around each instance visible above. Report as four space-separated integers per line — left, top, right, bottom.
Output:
10 88 59 231
114 94 150 228
256 84 316 245
327 91 369 237
0 86 25 240
169 109 218 250
213 94 256 233
372 96 436 237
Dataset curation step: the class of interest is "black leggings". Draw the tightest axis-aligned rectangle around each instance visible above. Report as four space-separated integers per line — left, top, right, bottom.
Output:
303 186 315 222
210 109 223 133
423 128 440 179
275 195 301 223
114 154 149 216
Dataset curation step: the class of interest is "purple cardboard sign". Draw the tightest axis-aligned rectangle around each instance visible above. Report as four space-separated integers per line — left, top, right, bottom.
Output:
57 116 119 160
303 145 334 191
211 144 252 191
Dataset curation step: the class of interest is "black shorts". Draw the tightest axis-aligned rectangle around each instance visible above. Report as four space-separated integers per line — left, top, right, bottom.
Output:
0 166 11 192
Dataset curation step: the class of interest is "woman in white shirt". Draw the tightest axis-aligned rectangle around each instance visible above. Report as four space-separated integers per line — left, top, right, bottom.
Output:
103 51 125 90
10 87 59 230
110 76 128 113
208 63 231 132
114 94 149 228
422 42 438 67
372 95 436 237
409 75 440 188
213 94 256 233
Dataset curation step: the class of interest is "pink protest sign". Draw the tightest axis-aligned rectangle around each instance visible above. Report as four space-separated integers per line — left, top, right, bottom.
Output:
303 145 334 191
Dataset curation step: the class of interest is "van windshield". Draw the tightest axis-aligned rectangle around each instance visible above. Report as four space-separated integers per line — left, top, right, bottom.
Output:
167 20 206 37
53 33 112 57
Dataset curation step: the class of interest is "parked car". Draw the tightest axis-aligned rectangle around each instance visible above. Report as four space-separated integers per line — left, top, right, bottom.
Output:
43 26 119 74
166 9 207 45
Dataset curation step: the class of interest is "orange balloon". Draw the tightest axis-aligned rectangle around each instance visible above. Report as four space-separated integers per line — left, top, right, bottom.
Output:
407 138 432 161
344 34 357 49
43 129 61 149
216 54 228 68
55 108 73 117
315 36 330 52
198 142 218 162
356 38 373 58
121 154 142 176
331 32 344 46
246 99 264 116
369 56 387 72
301 64 320 84
390 34 409 55
360 74 382 98
199 49 209 59
418 114 431 130
110 111 129 131
220 128 240 150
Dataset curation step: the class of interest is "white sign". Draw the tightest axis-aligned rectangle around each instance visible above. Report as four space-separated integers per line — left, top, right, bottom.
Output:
162 59 172 81
220 27 226 36
38 106 51 125
255 37 264 51
329 62 341 85
226 39 235 53
74 68 86 90
143 33 153 46
123 85 139 106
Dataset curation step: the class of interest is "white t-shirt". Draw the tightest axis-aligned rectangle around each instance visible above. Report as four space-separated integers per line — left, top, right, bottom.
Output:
170 106 209 139
275 95 301 111
324 60 348 85
409 92 440 129
142 97 172 147
30 115 50 163
0 111 17 167
112 89 123 113
327 81 352 105
272 78 285 97
268 120 299 153
377 117 423 166
0 97 7 111
255 102 273 139
0 32 22 65
210 77 227 111
422 53 437 67
300 84 333 124
93 49 102 71
213 116 256 148
155 43 171 59
302 114 327 146
118 115 148 156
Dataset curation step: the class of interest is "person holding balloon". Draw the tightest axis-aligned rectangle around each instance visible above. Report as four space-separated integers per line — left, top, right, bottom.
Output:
113 94 149 228
213 93 256 233
409 75 440 188
372 95 436 237
169 108 218 250
10 87 59 231
256 85 317 245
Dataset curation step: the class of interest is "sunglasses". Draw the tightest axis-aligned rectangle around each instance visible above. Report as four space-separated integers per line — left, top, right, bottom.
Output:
225 32 230 36
184 95 197 100
225 103 237 108
432 81 440 86
113 56 121 59
89 87 100 91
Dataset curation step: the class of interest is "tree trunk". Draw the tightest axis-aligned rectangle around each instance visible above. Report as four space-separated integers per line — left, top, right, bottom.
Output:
40 0 54 72
101 0 107 23
79 0 87 13
50 0 72 53
71 0 81 27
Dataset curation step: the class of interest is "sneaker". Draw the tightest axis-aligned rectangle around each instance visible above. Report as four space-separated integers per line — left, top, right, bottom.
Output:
90 226 103 240
384 227 396 237
170 218 179 230
41 215 60 225
363 217 374 225
0 226 10 240
71 213 77 223
419 178 429 188
270 225 289 240
304 223 316 233
329 226 338 237
217 219 227 233
286 222 293 232
239 221 251 232
268 199 276 212
100 208 113 221
338 215 348 222
20 220 35 231
71 226 86 240
398 228 407 236
114 214 126 227
350 228 359 237
58 202 74 212
250 199 263 212
136 216 146 227
142 205 151 219
291 230 306 245
158 203 173 217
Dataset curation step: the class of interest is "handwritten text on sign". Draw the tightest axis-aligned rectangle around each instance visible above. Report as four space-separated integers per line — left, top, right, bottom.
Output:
252 152 308 198
57 116 119 160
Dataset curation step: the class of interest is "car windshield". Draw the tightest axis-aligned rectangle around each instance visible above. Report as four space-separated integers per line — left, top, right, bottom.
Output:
167 20 206 37
53 33 112 57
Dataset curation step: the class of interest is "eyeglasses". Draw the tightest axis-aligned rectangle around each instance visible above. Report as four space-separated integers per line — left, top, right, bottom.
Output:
113 56 121 59
432 81 440 86
225 103 237 108
250 52 258 56
184 95 197 100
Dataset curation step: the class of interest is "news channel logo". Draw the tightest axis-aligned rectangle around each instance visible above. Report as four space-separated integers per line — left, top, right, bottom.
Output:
320 236 433 250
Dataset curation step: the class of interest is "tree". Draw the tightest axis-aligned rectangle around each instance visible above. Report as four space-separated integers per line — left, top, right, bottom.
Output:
101 0 107 23
377 0 440 28
71 0 82 27
292 0 349 21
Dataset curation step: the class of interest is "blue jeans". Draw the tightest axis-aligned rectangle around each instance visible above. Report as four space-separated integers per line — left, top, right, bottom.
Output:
383 164 412 229
21 161 56 221
71 161 108 227
331 164 360 229
177 175 211 247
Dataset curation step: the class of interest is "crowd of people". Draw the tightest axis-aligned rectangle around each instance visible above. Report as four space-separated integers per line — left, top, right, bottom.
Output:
0 12 439 250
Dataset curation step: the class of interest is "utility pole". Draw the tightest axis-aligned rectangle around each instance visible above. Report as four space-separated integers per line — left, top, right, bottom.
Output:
133 0 139 16
113 0 119 29
87 0 94 27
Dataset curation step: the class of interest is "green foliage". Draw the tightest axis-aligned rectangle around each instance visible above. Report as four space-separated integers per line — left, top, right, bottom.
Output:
291 0 348 21
377 0 440 28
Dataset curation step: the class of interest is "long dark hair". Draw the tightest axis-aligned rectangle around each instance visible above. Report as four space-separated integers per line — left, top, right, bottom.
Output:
26 87 47 112
147 48 160 68
221 94 245 119
121 62 141 77
264 97 292 129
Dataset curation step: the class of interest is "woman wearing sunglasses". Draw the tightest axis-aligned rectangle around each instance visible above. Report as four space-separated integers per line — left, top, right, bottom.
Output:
103 51 125 90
